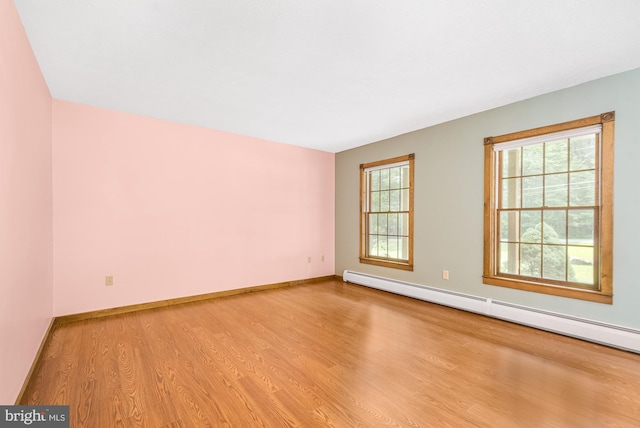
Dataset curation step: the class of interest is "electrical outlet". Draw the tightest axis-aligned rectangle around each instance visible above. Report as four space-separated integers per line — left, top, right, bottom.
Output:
442 270 449 280
106 275 114 286
307 256 312 263
321 255 325 262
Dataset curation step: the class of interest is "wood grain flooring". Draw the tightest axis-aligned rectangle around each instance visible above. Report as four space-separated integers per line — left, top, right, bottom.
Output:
21 279 640 427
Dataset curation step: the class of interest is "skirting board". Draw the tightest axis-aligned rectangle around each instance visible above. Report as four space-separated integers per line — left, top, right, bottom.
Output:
343 270 640 354
55 275 337 324
16 275 337 404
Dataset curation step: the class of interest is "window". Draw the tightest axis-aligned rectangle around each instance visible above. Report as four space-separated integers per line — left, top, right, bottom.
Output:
483 113 614 303
360 154 414 271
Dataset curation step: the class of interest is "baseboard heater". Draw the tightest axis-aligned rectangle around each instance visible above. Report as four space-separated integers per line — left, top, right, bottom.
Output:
343 270 640 354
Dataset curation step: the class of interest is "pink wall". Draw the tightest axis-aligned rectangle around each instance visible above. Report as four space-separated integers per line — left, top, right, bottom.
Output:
53 100 335 315
2 1 334 401
0 1 53 404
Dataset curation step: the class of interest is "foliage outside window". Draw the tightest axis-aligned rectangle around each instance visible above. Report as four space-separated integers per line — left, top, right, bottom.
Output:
360 154 414 271
483 113 614 303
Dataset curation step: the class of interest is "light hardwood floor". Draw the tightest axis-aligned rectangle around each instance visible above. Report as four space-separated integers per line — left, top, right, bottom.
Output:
21 279 640 427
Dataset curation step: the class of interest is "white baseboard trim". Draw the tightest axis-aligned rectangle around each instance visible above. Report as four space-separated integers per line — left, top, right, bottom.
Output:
343 270 640 354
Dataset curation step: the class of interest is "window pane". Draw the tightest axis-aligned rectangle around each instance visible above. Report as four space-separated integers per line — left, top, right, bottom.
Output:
522 176 543 208
545 173 568 207
401 165 410 188
501 178 521 209
520 210 541 243
388 213 398 235
569 246 594 285
502 148 521 178
500 211 519 243
389 189 400 211
380 169 389 190
370 191 380 212
542 245 567 281
371 170 380 191
545 139 568 173
369 214 378 234
543 210 566 244
378 236 388 258
399 213 409 235
379 190 389 212
570 134 596 171
401 189 410 211
390 167 401 189
523 144 543 176
568 209 594 244
520 244 541 277
500 242 519 275
400 237 409 260
388 237 399 259
378 214 388 234
570 170 595 207
369 235 378 257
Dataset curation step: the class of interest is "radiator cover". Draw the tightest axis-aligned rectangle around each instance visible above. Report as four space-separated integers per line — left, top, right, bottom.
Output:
343 270 640 354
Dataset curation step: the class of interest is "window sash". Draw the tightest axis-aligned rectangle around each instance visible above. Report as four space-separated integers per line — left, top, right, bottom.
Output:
494 132 601 289
363 161 410 215
363 160 410 173
483 112 614 304
360 154 414 271
493 125 602 151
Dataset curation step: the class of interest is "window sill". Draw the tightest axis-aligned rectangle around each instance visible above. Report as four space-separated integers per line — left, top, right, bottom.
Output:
360 257 413 271
482 275 612 304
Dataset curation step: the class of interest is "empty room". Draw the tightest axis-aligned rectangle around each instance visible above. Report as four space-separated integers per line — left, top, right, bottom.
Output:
2 1 640 426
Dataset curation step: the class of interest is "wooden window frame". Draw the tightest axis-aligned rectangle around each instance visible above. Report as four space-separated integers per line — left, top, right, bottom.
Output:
483 113 614 304
360 154 414 271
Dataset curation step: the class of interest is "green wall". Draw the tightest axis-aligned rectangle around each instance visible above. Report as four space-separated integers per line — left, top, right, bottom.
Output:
335 67 640 329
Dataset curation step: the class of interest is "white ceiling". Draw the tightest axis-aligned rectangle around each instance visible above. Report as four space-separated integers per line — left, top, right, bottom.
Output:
14 1 640 153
